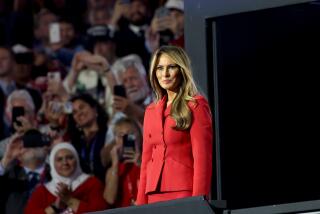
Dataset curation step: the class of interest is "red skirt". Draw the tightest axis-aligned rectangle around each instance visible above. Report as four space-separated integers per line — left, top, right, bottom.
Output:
147 191 192 204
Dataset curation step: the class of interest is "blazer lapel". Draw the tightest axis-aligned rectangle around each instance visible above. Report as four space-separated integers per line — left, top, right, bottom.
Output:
156 96 167 136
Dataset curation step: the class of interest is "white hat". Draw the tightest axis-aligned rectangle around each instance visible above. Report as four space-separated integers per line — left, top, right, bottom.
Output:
11 44 30 54
165 0 184 12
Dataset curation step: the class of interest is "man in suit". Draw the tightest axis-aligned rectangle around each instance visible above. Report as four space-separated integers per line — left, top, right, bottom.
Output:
0 129 50 214
112 0 151 69
0 46 42 116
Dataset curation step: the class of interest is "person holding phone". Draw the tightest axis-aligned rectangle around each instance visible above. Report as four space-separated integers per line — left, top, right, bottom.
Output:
146 0 185 52
64 51 112 94
6 90 37 134
112 0 151 69
103 117 142 207
48 20 85 68
0 130 51 214
0 90 37 159
136 46 213 205
111 54 152 124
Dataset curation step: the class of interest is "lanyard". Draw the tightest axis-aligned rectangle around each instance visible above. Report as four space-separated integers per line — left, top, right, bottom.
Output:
81 135 97 171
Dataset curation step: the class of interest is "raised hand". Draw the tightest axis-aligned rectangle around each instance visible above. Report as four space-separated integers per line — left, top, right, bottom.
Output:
55 182 72 203
113 95 130 112
123 149 141 166
110 143 121 166
1 133 23 167
14 116 34 134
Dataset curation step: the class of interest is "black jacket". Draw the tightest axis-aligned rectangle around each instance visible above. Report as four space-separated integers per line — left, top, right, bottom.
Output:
0 162 51 214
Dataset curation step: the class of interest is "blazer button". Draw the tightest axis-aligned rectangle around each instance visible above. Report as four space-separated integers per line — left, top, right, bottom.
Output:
151 158 154 162
149 134 151 138
154 145 157 149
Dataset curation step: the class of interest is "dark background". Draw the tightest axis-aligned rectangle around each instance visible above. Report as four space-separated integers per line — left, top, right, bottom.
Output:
210 2 320 209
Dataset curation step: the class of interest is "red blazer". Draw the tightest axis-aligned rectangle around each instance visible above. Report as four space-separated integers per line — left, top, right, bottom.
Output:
136 95 213 205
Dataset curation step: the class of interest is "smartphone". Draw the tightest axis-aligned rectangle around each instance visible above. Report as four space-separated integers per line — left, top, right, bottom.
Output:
155 7 170 18
123 134 136 150
49 22 61 44
63 101 73 114
47 71 61 82
51 101 63 113
113 85 126 97
119 134 136 162
12 106 25 128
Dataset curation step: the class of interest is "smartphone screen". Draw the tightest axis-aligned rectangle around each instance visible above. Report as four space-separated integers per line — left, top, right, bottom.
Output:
114 85 127 97
123 134 135 150
49 23 61 44
12 106 25 128
51 101 63 113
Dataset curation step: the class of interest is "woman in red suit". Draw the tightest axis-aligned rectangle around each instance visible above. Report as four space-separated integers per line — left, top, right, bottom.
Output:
136 46 213 205
25 143 108 214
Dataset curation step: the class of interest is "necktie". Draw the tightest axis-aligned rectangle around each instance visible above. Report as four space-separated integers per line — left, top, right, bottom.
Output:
138 29 145 39
28 171 40 194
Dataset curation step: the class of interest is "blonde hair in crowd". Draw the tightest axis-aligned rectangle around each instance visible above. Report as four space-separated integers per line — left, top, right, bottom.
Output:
149 46 198 130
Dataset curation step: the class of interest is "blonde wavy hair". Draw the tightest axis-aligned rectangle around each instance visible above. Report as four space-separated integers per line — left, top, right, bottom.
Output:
149 46 198 130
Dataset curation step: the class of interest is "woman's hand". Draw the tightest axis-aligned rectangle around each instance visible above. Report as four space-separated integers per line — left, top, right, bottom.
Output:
55 182 72 203
151 15 172 33
110 143 121 166
45 101 64 125
122 149 141 166
71 51 92 73
55 182 80 212
145 27 160 53
112 95 130 113
83 54 110 75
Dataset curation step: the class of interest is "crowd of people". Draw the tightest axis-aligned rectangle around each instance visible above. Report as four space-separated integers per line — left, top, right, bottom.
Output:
0 0 213 214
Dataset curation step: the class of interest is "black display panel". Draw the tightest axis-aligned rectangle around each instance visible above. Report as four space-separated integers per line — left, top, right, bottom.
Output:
211 1 320 209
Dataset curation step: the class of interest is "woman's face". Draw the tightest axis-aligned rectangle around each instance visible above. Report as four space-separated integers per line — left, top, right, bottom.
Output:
155 54 181 92
72 99 97 128
54 148 77 177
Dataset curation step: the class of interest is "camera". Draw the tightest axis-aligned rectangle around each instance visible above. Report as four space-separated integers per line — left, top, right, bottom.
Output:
22 129 51 148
